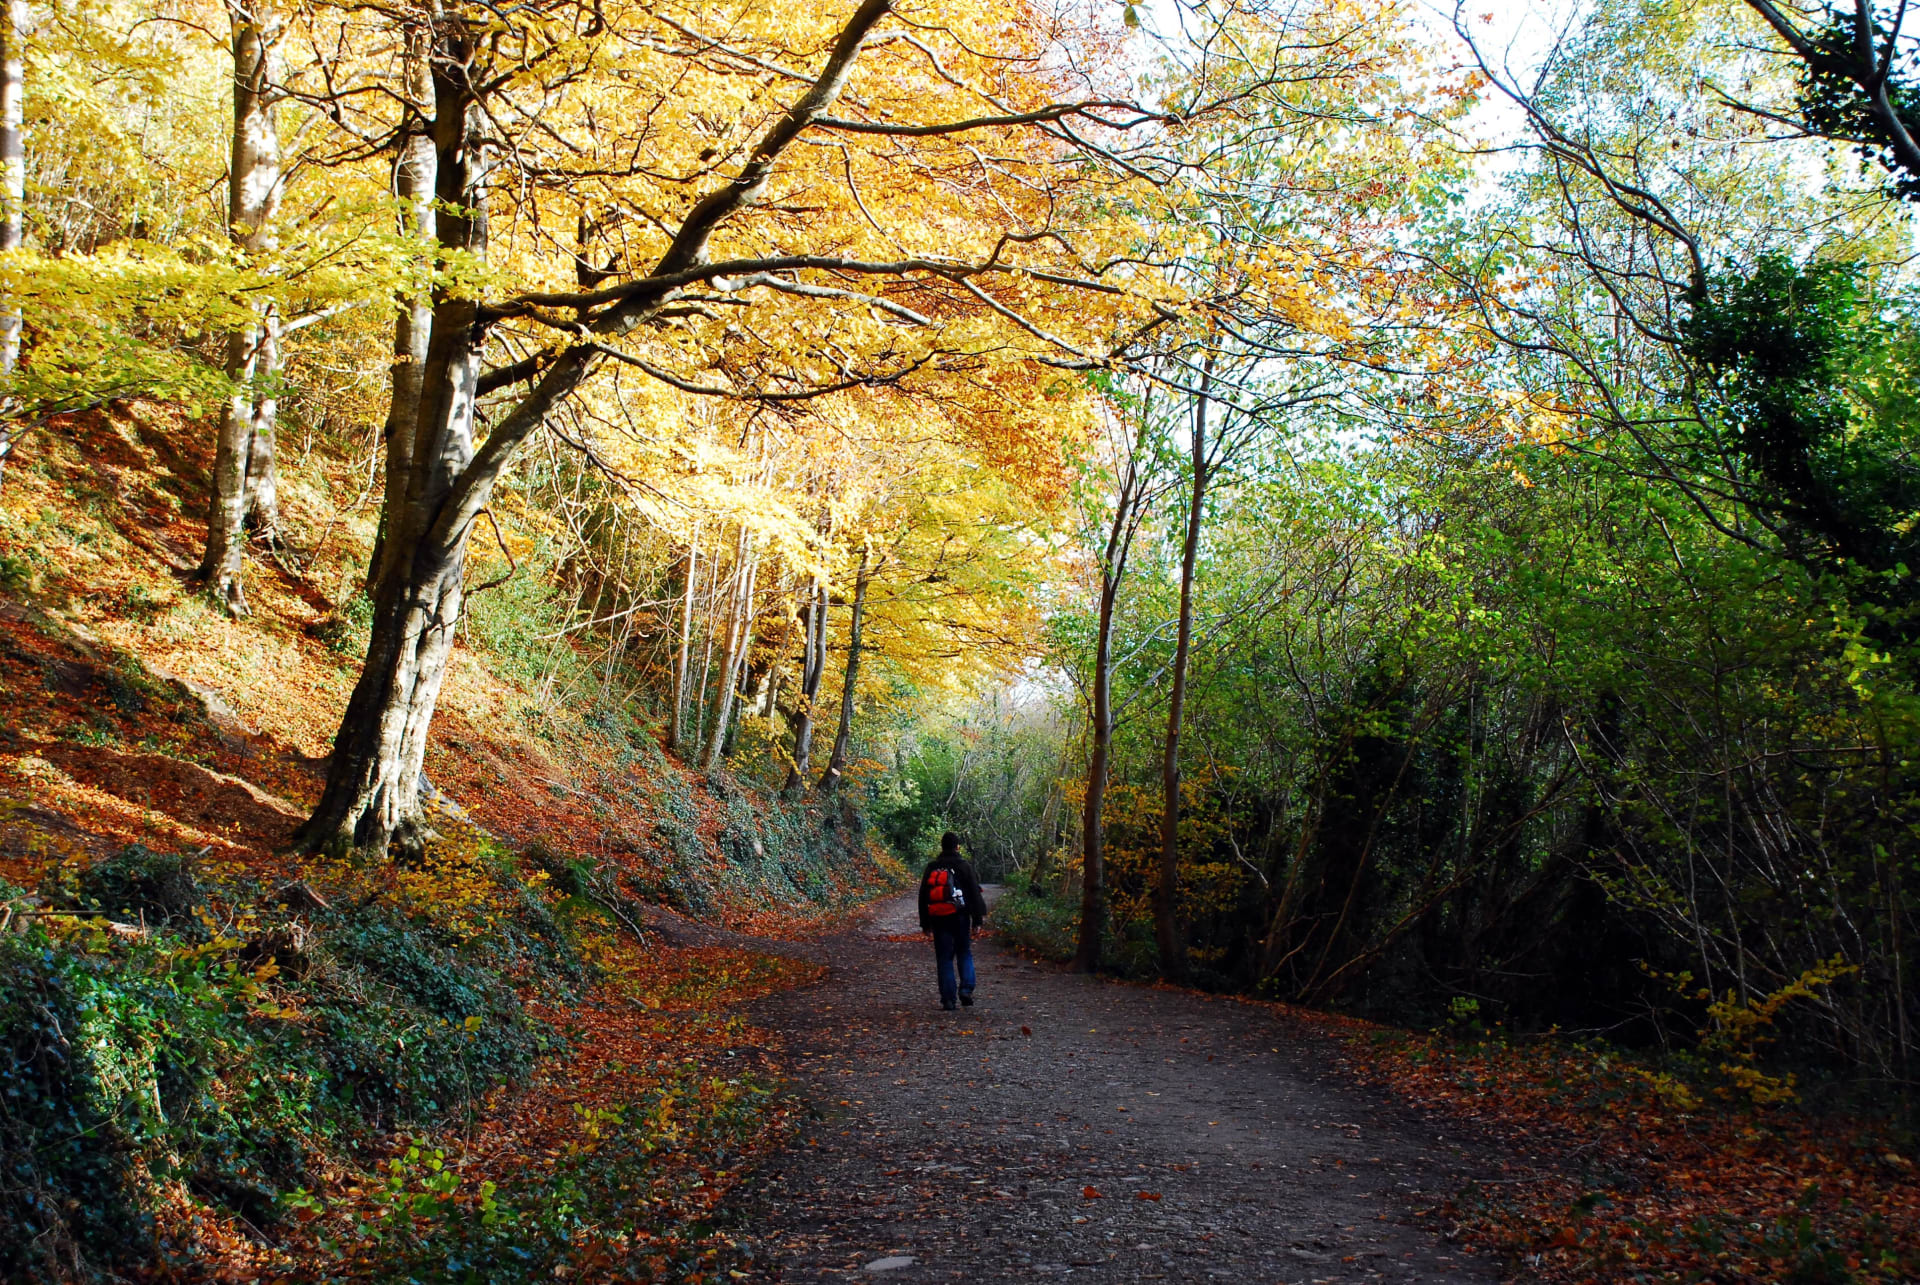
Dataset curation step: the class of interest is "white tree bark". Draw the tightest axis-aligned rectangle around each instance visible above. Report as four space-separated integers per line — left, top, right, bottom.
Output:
200 0 284 615
0 0 28 494
242 307 281 543
367 26 436 597
816 543 872 793
784 575 829 793
702 527 757 771
668 523 700 752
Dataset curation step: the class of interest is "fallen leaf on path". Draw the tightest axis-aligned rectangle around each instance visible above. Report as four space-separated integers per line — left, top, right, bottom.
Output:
1135 1191 1162 1201
1081 1186 1103 1199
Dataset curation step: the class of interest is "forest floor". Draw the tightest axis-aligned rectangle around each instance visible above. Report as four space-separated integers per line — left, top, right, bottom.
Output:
683 890 1501 1284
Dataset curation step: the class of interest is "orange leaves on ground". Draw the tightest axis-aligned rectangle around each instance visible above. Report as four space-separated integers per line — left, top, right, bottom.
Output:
0 594 319 884
725 900 864 942
289 930 826 1282
592 939 825 1012
1300 1019 1920 1284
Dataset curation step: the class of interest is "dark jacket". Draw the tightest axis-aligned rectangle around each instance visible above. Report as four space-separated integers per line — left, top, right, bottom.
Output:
918 854 986 932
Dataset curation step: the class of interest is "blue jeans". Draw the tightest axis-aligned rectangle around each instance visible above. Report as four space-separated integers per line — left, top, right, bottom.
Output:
932 925 975 1007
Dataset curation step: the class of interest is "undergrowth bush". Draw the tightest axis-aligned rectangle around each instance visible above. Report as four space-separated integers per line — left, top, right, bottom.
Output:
309 589 376 658
296 1069 779 1283
0 840 572 1285
625 768 899 919
462 544 595 700
61 843 205 930
0 790 850 1285
992 884 1078 963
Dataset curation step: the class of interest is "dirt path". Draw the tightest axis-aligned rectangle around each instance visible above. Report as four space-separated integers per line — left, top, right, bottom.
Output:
727 890 1504 1283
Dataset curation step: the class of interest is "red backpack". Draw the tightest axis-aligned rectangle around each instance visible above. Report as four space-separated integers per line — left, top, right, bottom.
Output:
924 865 967 918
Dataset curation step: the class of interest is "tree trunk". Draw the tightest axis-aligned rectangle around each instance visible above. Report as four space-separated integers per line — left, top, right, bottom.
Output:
243 308 281 544
667 526 699 752
784 575 828 793
692 533 719 748
0 0 24 495
724 562 760 759
1258 786 1329 980
293 43 492 858
1073 429 1152 973
702 528 756 771
731 557 763 749
200 0 282 615
367 30 435 597
203 324 262 614
1153 367 1210 984
817 543 872 793
1072 570 1121 972
297 543 469 855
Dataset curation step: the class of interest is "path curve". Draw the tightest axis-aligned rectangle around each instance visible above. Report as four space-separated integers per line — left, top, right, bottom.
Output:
728 890 1504 1283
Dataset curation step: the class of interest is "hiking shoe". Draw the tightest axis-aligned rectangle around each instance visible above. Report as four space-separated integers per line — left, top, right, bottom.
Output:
959 991 975 1007
941 1000 957 1011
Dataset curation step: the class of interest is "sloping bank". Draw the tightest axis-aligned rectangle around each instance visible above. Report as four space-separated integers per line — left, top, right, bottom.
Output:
1 817 877 1284
0 606 896 1284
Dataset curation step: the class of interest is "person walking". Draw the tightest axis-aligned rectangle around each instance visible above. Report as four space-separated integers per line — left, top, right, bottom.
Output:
918 831 987 1011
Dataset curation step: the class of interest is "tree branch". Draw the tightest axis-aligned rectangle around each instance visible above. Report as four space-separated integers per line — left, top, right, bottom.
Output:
812 100 1159 137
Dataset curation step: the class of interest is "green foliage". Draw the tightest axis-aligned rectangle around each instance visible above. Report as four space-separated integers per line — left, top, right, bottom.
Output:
462 543 585 696
1010 419 1919 1097
621 765 894 918
0 847 567 1284
311 589 376 658
0 553 33 595
1797 8 1920 203
522 839 652 940
278 1067 776 1284
55 843 204 930
867 692 1064 880
1686 256 1920 604
990 885 1079 963
317 909 548 1121
0 906 152 1277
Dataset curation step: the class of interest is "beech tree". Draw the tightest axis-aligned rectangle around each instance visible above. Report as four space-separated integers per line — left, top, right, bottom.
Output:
292 0 1185 855
701 522 761 771
196 0 286 615
782 572 830 792
366 28 436 599
666 528 701 755
815 540 874 793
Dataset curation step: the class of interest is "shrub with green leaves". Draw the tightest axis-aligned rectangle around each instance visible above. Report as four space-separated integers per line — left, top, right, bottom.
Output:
991 885 1078 963
0 847 567 1284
